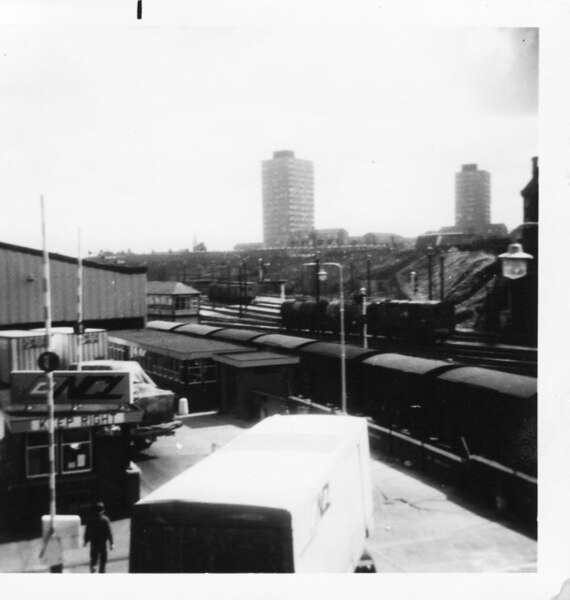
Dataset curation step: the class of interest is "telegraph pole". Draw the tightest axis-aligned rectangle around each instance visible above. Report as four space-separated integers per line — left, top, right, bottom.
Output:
41 196 56 526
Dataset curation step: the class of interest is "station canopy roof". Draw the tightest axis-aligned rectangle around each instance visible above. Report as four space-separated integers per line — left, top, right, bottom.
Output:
109 329 255 360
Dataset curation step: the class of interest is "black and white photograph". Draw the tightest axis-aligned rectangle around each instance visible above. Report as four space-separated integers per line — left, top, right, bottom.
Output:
0 1 568 598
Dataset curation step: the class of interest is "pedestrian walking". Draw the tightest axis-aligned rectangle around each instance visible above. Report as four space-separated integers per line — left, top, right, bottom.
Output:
84 502 114 573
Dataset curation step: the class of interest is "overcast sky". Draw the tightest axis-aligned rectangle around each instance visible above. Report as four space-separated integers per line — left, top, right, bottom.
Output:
0 3 542 255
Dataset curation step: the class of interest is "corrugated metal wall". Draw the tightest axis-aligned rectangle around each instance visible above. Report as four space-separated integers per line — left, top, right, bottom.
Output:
0 246 146 326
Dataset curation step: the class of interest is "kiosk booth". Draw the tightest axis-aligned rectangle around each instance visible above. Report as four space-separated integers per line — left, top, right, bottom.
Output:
0 370 143 534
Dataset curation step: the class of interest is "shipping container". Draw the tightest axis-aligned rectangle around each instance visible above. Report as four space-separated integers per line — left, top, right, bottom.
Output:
0 331 48 384
31 327 108 368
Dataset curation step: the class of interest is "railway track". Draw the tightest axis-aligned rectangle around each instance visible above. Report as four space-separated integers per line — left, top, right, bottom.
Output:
198 300 537 377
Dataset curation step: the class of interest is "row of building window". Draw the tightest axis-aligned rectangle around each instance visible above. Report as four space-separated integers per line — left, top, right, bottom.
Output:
108 342 217 387
147 296 199 311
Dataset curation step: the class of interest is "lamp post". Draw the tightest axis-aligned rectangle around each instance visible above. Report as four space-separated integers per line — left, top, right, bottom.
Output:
304 261 347 413
314 256 321 305
360 287 368 349
238 261 245 318
439 251 445 302
366 255 371 298
427 246 434 300
498 243 534 329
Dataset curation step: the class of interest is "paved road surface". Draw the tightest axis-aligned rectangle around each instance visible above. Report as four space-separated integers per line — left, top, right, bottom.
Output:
133 413 537 573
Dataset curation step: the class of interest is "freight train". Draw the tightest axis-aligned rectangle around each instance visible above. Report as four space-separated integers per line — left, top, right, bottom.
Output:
208 281 258 305
280 298 455 341
139 320 535 481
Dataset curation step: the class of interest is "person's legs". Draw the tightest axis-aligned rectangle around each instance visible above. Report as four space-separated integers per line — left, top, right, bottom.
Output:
99 547 108 573
89 546 98 573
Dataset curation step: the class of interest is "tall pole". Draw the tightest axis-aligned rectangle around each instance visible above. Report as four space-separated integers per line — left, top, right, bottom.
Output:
427 247 433 300
323 262 347 414
303 261 347 413
314 256 320 305
410 271 417 300
314 256 321 333
366 255 371 298
41 196 56 525
339 265 346 414
439 252 445 302
361 287 368 349
77 227 83 367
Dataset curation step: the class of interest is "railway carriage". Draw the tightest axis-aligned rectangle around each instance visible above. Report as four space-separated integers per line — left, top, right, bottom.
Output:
124 321 537 481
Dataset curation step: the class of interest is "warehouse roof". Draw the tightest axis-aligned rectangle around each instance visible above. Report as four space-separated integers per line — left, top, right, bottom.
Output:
0 241 147 274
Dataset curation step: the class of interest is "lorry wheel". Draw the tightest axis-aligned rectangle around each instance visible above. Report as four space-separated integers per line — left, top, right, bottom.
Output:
132 438 153 453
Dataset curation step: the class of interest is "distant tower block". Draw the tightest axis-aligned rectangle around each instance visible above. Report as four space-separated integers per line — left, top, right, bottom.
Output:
262 150 314 248
455 164 491 235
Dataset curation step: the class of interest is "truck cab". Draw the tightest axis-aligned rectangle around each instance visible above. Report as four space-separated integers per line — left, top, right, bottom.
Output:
71 360 181 451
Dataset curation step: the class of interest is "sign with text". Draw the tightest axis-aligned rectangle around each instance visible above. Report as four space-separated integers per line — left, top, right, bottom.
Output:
10 371 131 405
7 410 142 434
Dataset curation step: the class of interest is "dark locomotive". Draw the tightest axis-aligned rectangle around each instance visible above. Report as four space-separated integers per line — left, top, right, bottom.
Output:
208 281 257 305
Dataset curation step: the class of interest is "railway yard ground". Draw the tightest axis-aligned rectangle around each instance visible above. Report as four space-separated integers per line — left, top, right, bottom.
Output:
0 412 536 574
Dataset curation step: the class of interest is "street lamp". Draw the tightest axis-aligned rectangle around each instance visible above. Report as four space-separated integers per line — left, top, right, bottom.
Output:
498 243 534 280
498 242 534 329
304 261 347 414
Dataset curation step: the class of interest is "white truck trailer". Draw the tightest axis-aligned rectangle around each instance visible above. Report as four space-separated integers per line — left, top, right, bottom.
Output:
129 414 375 573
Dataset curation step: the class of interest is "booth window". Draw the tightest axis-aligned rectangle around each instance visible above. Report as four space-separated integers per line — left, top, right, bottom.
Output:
185 359 217 385
202 360 217 383
60 429 92 474
25 428 93 479
26 431 53 479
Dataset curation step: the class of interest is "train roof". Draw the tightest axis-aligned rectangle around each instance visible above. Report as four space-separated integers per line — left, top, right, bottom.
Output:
173 323 225 337
436 366 537 398
298 342 377 362
362 353 456 374
136 415 367 511
209 328 266 343
214 351 299 369
109 329 255 360
146 320 183 331
253 333 317 351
